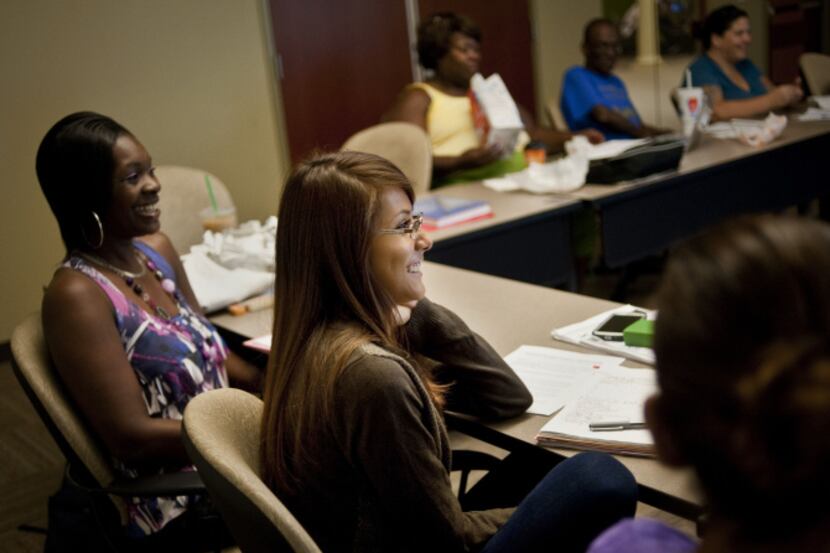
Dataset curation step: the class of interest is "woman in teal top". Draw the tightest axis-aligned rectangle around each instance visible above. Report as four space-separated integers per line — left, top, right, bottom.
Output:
686 5 802 120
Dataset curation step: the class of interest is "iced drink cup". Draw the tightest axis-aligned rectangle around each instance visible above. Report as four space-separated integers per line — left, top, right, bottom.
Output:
199 206 237 233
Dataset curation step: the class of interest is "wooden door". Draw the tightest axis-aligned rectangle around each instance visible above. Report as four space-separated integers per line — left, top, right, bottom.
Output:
268 0 413 163
417 0 537 114
767 0 806 83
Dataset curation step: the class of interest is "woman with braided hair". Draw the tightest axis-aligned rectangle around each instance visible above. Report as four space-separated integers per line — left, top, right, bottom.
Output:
589 214 830 552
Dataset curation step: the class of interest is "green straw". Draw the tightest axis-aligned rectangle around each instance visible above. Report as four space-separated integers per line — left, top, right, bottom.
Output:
204 174 218 213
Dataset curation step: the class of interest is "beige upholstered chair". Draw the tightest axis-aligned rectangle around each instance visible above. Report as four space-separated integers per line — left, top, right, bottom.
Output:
182 388 322 553
342 122 433 195
800 52 830 96
546 96 569 131
10 313 231 552
155 165 236 254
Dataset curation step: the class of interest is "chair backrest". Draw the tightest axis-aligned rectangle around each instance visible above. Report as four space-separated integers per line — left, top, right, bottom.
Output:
182 388 322 553
800 52 830 96
341 122 433 195
10 312 118 494
156 165 236 253
545 96 569 131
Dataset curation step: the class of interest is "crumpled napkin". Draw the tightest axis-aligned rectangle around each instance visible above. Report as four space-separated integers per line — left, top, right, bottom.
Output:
735 113 787 147
182 216 277 312
197 216 277 272
706 113 787 146
483 136 590 194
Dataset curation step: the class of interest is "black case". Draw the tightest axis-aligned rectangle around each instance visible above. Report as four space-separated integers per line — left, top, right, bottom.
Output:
587 136 685 185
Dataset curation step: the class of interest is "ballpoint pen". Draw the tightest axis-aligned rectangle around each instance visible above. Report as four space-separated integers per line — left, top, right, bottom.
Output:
588 421 648 432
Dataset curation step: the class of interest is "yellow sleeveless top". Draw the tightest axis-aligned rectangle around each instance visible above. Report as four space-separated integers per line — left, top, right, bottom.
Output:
410 82 529 187
409 82 480 157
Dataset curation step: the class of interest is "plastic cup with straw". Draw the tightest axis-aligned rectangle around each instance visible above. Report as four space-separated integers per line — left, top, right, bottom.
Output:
199 174 237 233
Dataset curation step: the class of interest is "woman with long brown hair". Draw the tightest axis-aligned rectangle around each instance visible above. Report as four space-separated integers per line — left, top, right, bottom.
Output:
261 150 636 552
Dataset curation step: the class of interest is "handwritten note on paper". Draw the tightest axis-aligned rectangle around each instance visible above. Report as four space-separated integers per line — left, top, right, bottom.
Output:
539 366 657 446
504 345 625 416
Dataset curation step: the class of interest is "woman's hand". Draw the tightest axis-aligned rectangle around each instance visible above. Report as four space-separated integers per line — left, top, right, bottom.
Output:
770 83 803 109
577 128 605 144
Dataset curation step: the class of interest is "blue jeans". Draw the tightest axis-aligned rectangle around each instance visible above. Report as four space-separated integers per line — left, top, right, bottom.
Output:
480 452 637 553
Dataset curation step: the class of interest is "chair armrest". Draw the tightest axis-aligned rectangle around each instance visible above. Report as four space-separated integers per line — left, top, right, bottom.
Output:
103 470 206 497
451 449 501 473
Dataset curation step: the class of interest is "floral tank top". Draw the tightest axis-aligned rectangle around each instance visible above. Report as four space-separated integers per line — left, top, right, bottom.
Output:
64 241 229 537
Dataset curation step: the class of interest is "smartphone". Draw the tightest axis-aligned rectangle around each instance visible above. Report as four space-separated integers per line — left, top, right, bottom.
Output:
592 313 645 341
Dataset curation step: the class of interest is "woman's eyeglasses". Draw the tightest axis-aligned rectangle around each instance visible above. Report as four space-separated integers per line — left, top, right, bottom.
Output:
378 214 424 239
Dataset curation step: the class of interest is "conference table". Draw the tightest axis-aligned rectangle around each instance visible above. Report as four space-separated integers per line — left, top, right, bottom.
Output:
211 262 703 521
423 118 830 281
423 183 582 289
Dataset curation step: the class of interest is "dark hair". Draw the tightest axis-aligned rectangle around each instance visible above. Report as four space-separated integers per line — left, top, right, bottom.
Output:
261 151 445 494
654 215 830 534
416 12 481 70
35 111 132 252
699 4 748 50
583 17 618 45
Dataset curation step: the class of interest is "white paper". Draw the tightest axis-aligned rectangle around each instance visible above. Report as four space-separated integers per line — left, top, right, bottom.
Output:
551 305 656 365
243 334 272 353
813 95 830 110
182 250 273 313
583 138 649 161
797 107 830 121
539 366 657 445
470 73 524 156
504 345 625 415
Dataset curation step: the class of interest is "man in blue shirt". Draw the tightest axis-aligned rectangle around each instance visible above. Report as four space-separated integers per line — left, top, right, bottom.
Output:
561 19 670 140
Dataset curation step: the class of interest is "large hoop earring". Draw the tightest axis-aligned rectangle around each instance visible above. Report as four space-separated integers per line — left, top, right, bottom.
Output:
80 211 104 249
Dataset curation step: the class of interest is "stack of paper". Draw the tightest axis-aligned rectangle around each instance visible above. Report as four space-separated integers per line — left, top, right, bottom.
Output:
536 366 657 457
551 305 656 365
504 345 625 416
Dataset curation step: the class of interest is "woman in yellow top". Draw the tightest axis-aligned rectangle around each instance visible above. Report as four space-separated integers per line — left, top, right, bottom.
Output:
384 12 603 187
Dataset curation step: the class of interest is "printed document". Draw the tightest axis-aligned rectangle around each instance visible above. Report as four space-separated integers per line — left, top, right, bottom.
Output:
504 346 625 415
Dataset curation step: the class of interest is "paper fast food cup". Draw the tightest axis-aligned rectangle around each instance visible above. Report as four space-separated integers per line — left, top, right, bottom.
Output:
676 87 704 136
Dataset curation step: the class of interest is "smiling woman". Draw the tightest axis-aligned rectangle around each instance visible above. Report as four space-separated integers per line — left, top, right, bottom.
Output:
35 111 261 549
260 150 637 552
685 4 803 120
383 12 601 188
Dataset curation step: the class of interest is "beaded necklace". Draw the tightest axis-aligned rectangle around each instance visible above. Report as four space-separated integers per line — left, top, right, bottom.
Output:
77 248 180 320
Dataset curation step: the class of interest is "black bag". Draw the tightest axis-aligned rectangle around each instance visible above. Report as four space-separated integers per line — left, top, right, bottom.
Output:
586 136 685 185
45 477 121 552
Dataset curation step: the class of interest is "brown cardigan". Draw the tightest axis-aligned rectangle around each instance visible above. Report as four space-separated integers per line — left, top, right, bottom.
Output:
280 298 532 552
